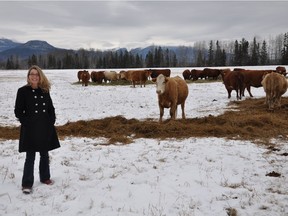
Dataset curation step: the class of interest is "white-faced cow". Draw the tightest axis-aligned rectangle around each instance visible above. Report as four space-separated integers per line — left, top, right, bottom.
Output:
156 74 189 122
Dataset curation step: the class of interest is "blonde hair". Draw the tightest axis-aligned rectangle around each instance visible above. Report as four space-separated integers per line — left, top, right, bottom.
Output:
27 65 51 92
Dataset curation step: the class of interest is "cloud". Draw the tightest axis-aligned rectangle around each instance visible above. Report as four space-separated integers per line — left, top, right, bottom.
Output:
0 1 287 50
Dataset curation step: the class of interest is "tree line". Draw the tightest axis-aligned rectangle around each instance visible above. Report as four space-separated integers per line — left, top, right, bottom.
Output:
3 32 288 70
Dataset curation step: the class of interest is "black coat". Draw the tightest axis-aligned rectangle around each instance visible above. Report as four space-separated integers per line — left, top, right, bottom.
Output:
14 85 60 152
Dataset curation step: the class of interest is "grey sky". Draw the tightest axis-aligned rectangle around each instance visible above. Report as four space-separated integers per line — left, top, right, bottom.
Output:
0 1 287 50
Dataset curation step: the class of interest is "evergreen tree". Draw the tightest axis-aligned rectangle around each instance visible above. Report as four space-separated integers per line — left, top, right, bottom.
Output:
250 37 259 65
207 40 214 66
164 48 170 67
240 38 250 65
5 57 13 69
28 54 38 67
215 40 222 66
233 40 241 65
145 51 154 67
221 49 226 66
260 40 269 65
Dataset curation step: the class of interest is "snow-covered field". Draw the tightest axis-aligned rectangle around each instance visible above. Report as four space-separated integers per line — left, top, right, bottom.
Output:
0 66 287 216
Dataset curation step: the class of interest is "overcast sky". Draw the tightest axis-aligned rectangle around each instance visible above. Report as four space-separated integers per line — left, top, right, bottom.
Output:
0 1 287 50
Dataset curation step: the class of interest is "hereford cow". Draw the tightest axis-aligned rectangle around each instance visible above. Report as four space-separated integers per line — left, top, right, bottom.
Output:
81 70 90 86
156 74 189 122
130 70 152 87
182 69 191 80
220 69 244 100
149 69 171 82
261 72 288 110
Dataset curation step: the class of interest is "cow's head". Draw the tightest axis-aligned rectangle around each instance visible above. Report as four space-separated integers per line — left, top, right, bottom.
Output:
156 74 166 95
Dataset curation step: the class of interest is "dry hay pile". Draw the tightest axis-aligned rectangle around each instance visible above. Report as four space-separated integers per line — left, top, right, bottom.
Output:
1 97 288 145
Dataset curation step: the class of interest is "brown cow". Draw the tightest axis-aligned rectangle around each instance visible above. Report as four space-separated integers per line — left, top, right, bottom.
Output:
261 72 288 110
276 66 287 76
81 70 90 86
190 69 204 81
149 69 171 82
203 68 221 80
130 70 152 87
120 70 132 81
156 74 189 122
220 69 244 100
238 69 275 97
91 71 105 84
182 69 191 80
77 70 88 82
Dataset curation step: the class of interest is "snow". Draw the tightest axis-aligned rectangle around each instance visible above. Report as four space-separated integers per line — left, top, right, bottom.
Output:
0 66 288 216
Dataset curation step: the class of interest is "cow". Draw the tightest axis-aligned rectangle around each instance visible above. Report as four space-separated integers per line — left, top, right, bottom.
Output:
103 71 120 83
261 72 288 110
156 74 189 122
91 71 105 84
120 70 132 81
149 69 171 82
238 69 275 97
220 69 244 100
119 70 127 80
190 69 204 81
203 68 221 80
77 70 88 82
129 70 152 87
276 66 287 76
81 70 90 86
182 69 191 80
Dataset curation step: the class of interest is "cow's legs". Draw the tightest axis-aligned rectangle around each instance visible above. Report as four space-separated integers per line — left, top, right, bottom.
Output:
227 89 232 98
170 104 177 120
246 86 253 97
181 103 186 119
159 105 164 122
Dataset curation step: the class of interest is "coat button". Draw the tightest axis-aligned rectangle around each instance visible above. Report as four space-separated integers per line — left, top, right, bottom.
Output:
35 110 38 113
43 110 46 112
32 90 35 92
41 96 43 98
34 96 37 98
43 103 46 105
35 103 38 106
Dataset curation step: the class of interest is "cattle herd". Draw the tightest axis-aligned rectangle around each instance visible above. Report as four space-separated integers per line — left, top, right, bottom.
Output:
77 66 287 121
77 69 171 87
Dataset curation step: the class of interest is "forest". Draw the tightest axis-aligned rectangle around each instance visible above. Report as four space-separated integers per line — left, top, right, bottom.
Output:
3 32 288 70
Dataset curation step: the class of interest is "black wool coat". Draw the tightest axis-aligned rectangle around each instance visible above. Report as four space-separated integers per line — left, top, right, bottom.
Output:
14 85 60 152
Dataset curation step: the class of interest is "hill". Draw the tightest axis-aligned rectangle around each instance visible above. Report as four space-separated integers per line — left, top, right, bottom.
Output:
0 39 61 61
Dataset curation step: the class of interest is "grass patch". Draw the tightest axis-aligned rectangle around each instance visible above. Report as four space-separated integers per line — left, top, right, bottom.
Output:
2 97 288 144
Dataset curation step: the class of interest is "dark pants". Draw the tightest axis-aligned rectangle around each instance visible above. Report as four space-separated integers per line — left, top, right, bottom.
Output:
22 151 50 187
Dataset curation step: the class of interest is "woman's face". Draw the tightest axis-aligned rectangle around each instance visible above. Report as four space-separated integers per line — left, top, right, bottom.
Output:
28 69 40 87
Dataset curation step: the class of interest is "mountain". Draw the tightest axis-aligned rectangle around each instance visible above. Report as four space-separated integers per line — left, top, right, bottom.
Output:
0 38 200 65
0 39 61 61
0 38 21 52
130 45 198 62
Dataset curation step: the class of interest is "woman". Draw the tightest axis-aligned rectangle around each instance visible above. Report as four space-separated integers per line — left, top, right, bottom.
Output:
14 65 60 194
